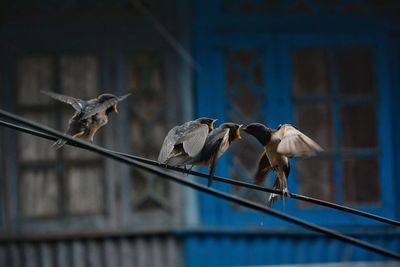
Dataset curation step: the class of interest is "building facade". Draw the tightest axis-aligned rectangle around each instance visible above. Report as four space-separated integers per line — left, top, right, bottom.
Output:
0 0 399 266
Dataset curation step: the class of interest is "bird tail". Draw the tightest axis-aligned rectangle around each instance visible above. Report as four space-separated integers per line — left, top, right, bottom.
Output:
267 173 291 207
267 177 280 207
51 139 67 149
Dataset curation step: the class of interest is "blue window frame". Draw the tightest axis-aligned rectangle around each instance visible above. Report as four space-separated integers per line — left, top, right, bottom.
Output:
195 33 395 227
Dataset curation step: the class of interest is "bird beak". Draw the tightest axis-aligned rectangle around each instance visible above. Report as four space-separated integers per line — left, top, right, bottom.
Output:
113 104 118 113
236 125 242 139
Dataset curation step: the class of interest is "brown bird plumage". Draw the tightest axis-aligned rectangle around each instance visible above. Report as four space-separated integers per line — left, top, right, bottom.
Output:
242 123 323 206
183 122 242 187
41 90 130 147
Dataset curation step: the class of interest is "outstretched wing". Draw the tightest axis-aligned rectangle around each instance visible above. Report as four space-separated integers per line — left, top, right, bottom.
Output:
41 90 85 112
254 151 272 185
276 124 323 157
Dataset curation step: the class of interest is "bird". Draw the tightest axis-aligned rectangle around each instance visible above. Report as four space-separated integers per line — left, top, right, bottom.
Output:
182 122 242 187
41 90 130 148
242 123 323 206
158 117 217 166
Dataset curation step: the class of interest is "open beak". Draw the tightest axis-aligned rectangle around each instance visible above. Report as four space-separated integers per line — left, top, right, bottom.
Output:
236 125 243 139
113 104 118 113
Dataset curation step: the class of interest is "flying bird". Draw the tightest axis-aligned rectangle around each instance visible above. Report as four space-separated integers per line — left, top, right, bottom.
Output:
41 90 130 147
242 123 323 206
183 122 242 187
158 117 216 166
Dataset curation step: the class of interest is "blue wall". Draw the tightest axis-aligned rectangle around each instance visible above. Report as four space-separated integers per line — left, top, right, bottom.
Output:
188 0 400 265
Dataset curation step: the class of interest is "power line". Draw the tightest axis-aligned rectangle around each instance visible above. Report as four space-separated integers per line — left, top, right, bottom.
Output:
1 119 399 227
0 110 399 260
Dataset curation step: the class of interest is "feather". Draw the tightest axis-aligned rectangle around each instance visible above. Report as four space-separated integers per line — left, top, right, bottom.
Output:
276 124 323 157
41 90 85 112
254 151 272 185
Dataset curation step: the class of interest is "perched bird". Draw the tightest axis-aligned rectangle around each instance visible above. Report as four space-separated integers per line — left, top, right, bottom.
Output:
242 123 323 206
41 90 130 147
183 122 242 187
158 117 216 166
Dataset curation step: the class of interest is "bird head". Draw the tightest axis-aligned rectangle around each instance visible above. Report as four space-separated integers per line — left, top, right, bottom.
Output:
196 117 217 132
98 94 119 114
242 123 271 146
220 122 242 141
98 93 130 115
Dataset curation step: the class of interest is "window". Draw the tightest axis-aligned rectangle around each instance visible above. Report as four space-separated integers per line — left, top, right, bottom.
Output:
16 54 105 220
196 34 394 226
292 47 380 206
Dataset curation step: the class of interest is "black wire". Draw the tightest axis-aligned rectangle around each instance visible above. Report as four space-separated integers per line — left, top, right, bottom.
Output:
0 110 399 260
1 119 399 227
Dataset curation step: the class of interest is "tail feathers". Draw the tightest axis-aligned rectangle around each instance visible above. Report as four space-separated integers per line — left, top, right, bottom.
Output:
267 175 290 207
51 139 67 149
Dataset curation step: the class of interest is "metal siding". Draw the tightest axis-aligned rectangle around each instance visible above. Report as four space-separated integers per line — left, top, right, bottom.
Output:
0 235 183 267
183 233 400 266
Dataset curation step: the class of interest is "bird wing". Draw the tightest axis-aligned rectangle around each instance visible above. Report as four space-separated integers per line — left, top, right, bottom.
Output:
276 124 323 157
204 128 229 187
158 121 209 163
181 124 209 157
41 90 85 112
254 151 272 185
185 127 229 165
81 94 131 119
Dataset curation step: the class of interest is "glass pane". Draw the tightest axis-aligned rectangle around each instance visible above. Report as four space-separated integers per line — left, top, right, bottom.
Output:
226 50 265 118
292 48 331 97
60 54 100 99
343 158 380 204
128 52 170 213
20 169 59 217
340 103 377 149
131 169 169 212
63 144 103 160
18 112 57 162
66 167 104 215
17 56 54 105
337 48 376 96
295 103 333 150
225 50 266 206
296 158 335 207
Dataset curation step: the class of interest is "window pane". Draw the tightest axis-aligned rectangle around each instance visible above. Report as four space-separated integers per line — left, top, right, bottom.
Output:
18 112 57 161
296 158 335 207
66 167 104 215
295 103 333 150
20 169 59 218
292 48 331 97
17 56 54 105
226 50 265 118
340 103 377 149
343 158 380 204
128 52 170 213
225 50 267 206
60 54 100 98
337 48 376 96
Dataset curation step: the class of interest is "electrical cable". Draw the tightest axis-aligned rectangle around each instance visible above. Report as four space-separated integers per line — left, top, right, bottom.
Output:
1 118 399 227
0 110 399 260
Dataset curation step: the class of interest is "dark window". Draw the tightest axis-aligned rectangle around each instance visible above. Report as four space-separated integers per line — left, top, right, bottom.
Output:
292 47 379 206
16 54 105 218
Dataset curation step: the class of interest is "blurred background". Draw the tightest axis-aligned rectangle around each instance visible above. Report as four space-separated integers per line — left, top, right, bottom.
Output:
0 0 399 266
